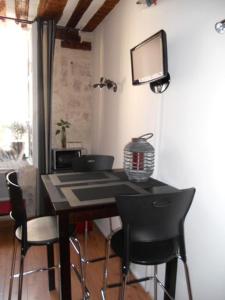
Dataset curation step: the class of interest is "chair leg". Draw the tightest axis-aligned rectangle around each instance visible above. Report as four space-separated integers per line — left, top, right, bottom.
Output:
47 244 55 291
83 219 117 265
164 257 178 300
18 253 25 300
70 237 89 299
101 237 111 300
76 238 88 299
8 236 17 300
84 220 89 281
183 261 193 300
154 265 158 300
119 272 128 300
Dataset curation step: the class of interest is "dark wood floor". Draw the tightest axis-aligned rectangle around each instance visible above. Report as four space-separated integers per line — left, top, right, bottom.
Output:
0 220 152 300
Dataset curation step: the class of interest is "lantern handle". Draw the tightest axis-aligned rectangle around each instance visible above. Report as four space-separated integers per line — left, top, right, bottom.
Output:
138 133 153 140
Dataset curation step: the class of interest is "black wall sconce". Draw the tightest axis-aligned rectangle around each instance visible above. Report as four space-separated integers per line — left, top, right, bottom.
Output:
136 0 157 6
93 77 117 92
215 19 225 34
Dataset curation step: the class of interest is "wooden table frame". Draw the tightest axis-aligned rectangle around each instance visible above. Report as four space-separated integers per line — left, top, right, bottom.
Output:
42 171 178 300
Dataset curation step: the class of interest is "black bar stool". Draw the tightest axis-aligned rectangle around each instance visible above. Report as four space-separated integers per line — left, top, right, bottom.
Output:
101 188 196 300
6 171 59 300
71 154 115 296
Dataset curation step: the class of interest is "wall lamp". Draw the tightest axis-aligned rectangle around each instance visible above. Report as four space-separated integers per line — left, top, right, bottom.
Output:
93 77 117 92
136 0 157 6
215 19 225 34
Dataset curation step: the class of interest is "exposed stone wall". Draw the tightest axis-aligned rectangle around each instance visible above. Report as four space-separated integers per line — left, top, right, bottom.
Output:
52 40 92 152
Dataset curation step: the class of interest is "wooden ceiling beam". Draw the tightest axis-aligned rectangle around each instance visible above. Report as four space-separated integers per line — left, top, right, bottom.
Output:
83 0 120 32
61 40 91 51
56 26 92 52
0 0 6 17
56 26 80 42
66 0 93 28
38 0 68 22
15 0 29 21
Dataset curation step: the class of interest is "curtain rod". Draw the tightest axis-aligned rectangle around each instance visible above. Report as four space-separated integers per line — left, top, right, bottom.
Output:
0 15 78 30
0 15 35 24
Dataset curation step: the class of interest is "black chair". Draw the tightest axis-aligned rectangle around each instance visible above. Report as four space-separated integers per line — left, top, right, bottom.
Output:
71 155 115 291
6 171 59 300
72 154 114 172
101 188 196 300
6 171 87 300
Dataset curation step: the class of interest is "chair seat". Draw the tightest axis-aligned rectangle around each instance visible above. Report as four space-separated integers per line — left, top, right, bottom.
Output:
16 216 59 245
111 230 178 265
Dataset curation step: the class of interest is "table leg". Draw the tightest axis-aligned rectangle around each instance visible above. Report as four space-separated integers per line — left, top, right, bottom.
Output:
164 257 178 300
47 244 55 290
58 214 72 300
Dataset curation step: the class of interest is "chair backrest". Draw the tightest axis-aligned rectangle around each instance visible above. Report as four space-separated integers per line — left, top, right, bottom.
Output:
72 155 114 172
6 171 27 228
116 188 195 244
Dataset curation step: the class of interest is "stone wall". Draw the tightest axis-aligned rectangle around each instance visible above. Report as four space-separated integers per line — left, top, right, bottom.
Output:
52 40 92 152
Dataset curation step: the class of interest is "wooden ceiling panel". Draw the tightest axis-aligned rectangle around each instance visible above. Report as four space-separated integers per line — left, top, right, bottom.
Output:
15 0 29 20
38 0 68 22
56 26 80 42
1 0 121 50
0 0 6 17
83 0 120 32
66 0 93 28
61 40 91 51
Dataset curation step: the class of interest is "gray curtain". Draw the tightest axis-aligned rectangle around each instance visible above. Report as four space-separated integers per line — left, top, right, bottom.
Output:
37 18 55 175
36 19 55 214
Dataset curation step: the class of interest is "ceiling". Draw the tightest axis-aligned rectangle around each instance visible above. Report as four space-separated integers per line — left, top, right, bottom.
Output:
0 0 120 50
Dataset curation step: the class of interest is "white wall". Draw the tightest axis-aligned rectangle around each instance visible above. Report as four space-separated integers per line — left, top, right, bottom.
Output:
92 0 225 299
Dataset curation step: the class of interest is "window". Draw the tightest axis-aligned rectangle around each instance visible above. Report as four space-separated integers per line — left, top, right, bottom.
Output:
0 21 32 167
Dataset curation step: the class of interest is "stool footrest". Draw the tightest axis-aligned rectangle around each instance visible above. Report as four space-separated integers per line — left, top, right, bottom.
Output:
86 254 117 264
13 265 59 278
107 275 154 289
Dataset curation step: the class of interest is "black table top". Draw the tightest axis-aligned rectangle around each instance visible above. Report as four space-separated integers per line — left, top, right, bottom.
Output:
41 170 175 214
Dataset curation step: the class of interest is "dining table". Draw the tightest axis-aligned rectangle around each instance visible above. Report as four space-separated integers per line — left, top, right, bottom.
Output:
41 169 178 300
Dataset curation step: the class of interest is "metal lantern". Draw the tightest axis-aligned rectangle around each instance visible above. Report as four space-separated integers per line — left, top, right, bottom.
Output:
124 133 155 182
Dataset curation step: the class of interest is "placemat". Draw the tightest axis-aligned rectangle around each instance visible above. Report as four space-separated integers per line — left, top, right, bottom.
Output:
60 181 148 207
49 171 118 186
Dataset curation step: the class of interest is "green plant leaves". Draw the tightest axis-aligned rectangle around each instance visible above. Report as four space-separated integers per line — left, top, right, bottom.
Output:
55 119 71 135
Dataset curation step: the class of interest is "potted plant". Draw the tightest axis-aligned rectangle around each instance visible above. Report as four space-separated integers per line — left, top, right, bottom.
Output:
9 122 27 159
55 119 71 148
